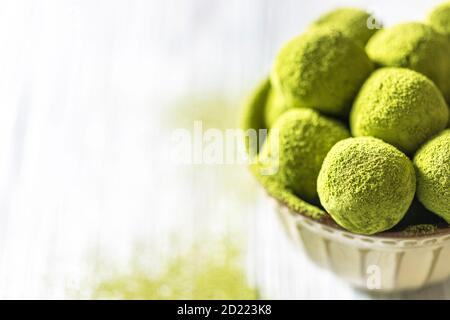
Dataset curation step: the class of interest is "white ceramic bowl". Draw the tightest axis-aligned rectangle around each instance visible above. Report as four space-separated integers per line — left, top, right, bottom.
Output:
274 198 450 293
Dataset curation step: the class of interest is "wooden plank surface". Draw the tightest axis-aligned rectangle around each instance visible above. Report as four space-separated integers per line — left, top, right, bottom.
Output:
0 0 448 299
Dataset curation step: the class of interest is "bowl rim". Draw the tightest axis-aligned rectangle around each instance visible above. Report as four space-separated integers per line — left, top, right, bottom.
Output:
272 194 450 240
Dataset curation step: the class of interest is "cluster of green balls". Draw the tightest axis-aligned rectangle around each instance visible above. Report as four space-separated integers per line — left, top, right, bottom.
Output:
248 4 450 235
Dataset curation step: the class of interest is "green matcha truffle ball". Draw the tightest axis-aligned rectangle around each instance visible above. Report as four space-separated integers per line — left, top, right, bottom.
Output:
428 2 450 39
366 22 450 101
350 68 449 154
317 137 416 235
414 129 450 222
264 87 294 128
259 108 350 203
241 78 271 154
271 29 374 116
310 7 380 46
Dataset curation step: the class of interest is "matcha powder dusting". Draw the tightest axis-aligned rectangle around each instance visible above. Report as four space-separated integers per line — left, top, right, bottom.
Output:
350 68 448 154
87 241 257 300
366 22 450 102
428 2 450 39
244 5 450 238
317 137 416 235
310 7 379 46
272 28 373 116
414 129 450 223
259 108 350 203
403 224 438 237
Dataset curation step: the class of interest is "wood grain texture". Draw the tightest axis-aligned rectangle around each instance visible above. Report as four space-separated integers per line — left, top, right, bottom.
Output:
0 0 448 299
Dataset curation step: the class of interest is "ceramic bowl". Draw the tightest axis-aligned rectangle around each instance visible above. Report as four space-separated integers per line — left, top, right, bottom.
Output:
273 196 450 292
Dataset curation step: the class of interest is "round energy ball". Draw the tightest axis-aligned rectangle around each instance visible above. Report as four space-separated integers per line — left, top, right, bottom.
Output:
350 68 449 154
264 87 294 128
317 137 416 235
366 22 450 101
414 129 450 222
259 108 350 203
271 29 374 116
427 2 450 39
310 7 380 46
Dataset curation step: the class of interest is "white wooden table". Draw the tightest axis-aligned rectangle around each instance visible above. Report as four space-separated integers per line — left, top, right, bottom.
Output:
0 0 448 299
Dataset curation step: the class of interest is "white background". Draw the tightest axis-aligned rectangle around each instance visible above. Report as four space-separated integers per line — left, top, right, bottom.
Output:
0 0 448 299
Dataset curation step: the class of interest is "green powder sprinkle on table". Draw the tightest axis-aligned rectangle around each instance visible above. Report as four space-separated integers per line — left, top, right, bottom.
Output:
85 242 258 300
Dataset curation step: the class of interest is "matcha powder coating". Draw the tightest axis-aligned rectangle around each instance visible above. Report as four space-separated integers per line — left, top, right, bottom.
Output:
350 68 449 154
259 108 350 203
428 2 450 39
414 129 450 223
310 7 379 46
317 137 416 235
264 87 293 128
244 6 450 236
271 29 374 116
366 22 450 102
